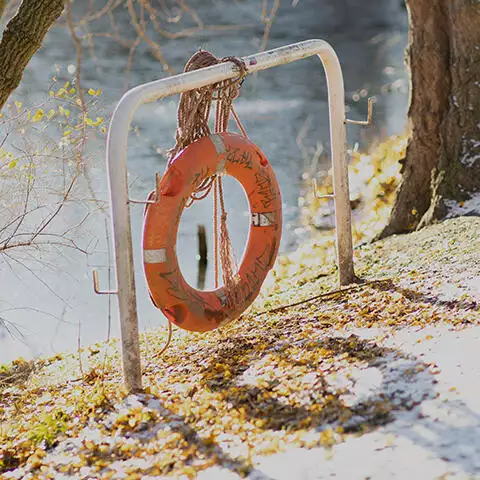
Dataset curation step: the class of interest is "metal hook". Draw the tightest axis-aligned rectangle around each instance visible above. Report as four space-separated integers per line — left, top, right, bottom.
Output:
93 270 118 295
128 172 162 205
346 97 374 126
128 198 156 205
312 178 336 200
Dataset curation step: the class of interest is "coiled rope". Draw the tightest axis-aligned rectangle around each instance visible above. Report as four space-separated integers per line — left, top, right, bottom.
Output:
160 50 249 354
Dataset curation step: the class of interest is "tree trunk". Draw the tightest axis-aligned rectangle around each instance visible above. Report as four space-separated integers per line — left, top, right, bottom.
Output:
381 0 480 237
0 0 64 111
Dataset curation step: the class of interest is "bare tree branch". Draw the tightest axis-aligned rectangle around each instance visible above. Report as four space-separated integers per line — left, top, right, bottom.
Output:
261 0 280 50
127 0 172 73
2 155 34 248
2 251 72 306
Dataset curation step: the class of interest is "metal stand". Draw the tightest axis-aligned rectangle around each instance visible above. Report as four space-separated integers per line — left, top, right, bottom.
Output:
98 39 366 392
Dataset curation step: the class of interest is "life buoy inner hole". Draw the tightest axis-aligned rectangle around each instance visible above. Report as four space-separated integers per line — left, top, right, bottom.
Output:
176 175 249 291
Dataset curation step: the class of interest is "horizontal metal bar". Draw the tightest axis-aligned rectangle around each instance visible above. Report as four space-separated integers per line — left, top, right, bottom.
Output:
115 40 342 109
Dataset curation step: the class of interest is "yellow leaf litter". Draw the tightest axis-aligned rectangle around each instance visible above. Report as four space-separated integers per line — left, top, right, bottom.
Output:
1 136 478 479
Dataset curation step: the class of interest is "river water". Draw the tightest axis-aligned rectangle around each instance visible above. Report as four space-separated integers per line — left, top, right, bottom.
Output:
0 0 409 363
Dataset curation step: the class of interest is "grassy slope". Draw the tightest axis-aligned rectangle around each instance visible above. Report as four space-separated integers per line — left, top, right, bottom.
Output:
1 137 479 479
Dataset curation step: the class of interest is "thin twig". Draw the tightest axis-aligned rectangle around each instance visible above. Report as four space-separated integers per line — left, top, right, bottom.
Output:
2 251 73 306
0 239 88 254
157 321 173 357
65 0 87 156
1 306 74 326
0 316 24 341
105 219 112 342
127 0 172 74
77 320 84 379
252 279 394 317
101 219 113 375
260 0 280 51
3 155 35 248
28 173 79 243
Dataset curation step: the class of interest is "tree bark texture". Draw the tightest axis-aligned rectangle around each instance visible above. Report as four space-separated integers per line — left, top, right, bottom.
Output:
0 0 64 111
381 0 480 237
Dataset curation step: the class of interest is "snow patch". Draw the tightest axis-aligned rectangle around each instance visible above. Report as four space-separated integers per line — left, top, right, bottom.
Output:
460 138 480 167
445 193 480 218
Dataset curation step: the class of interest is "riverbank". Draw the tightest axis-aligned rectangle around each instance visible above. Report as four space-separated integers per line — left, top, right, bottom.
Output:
1 212 479 479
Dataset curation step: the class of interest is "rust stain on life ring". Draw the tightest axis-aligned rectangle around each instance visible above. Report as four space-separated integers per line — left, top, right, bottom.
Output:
142 132 282 332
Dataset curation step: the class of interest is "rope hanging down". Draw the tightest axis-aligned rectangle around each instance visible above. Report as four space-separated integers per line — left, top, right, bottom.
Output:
168 50 249 308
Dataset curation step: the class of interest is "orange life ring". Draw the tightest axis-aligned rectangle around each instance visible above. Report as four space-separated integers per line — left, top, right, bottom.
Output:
142 132 282 332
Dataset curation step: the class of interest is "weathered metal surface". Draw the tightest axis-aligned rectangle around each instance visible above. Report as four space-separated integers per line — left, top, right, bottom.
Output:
105 39 355 391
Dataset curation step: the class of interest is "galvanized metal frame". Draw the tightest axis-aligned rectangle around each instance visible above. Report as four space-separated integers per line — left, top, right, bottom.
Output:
104 39 356 391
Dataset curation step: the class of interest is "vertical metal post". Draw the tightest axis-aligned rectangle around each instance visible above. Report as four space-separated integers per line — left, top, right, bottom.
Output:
107 97 143 392
105 40 355 391
320 53 356 285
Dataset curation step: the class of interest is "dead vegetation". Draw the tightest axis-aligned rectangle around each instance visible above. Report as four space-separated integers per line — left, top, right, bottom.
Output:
1 208 478 477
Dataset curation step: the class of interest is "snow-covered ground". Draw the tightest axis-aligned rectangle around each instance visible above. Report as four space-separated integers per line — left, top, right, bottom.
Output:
3 218 479 480
244 325 480 480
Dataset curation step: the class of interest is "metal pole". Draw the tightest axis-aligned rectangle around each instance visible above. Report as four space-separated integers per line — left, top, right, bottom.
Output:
105 39 355 391
321 53 355 285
